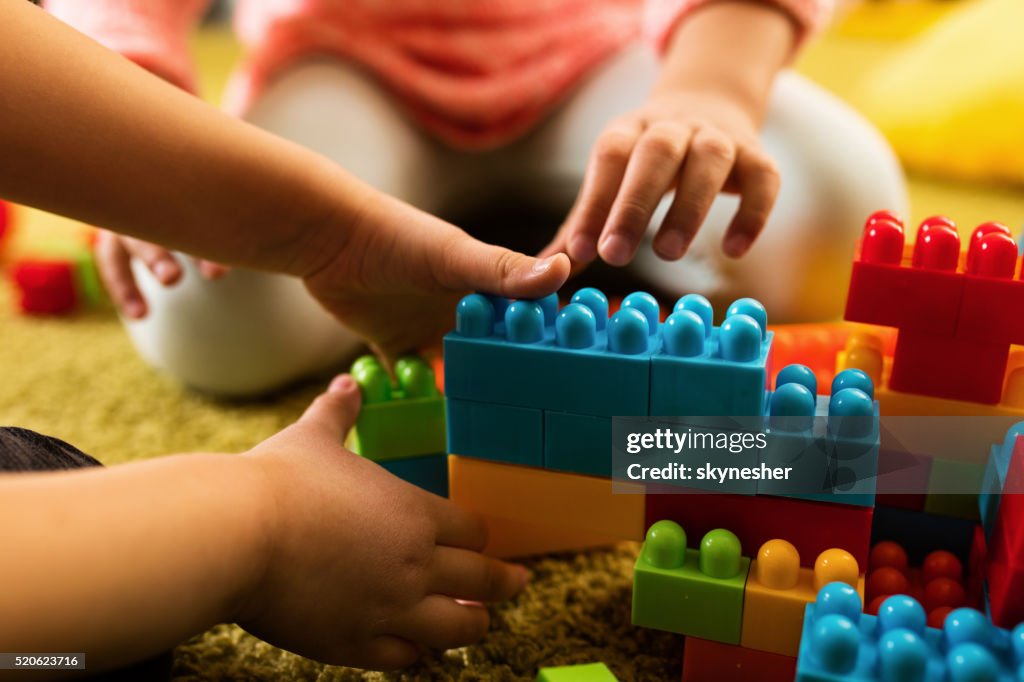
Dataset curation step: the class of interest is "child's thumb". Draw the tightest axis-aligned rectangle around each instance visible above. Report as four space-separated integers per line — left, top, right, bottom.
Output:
299 374 363 441
439 236 570 299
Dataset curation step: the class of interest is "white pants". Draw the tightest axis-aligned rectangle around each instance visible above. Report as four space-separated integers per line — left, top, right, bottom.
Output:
127 47 908 396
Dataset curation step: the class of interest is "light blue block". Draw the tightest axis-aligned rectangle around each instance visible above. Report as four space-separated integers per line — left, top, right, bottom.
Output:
981 444 1008 540
446 398 543 466
379 453 449 497
543 410 613 477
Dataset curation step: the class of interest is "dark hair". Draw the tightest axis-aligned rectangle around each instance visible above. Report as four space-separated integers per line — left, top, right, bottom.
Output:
0 427 102 472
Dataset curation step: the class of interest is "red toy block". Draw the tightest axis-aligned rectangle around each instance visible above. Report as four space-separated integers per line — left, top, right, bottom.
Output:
864 541 978 624
0 200 10 249
987 552 1024 629
681 637 795 682
645 488 872 568
888 330 1009 404
845 216 966 336
10 259 78 315
956 227 1024 345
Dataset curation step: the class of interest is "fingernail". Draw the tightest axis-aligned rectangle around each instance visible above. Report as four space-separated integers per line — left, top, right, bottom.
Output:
124 301 145 319
153 260 177 283
599 234 630 265
568 235 596 262
657 232 688 260
531 256 555 276
724 234 751 258
328 374 357 394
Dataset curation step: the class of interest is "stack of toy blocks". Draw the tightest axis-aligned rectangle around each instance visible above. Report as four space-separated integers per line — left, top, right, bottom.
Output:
632 519 864 681
981 425 1024 629
840 211 1024 521
796 582 1024 681
349 355 448 497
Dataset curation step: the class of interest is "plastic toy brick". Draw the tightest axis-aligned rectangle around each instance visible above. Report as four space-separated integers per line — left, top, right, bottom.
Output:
0 200 11 257
796 583 1023 682
536 662 619 682
448 455 645 543
875 447 931 512
987 552 1024 630
889 330 1009 405
378 453 448 498
632 521 750 643
956 224 1024 345
443 290 654 417
646 487 873 568
921 457 984 520
469 509 629 558
348 355 446 461
682 636 796 682
650 295 773 417
10 259 77 315
844 215 966 336
446 398 543 467
741 539 862 657
988 431 1024 564
543 410 612 477
979 426 1024 538
870 505 977 566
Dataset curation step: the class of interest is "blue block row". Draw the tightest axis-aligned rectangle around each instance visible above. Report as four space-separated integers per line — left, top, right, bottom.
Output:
444 290 773 419
445 398 543 466
543 410 612 478
379 453 449 498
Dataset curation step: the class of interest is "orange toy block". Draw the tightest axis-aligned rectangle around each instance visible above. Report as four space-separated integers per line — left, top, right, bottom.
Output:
682 636 796 682
474 513 631 558
740 540 864 657
448 455 645 557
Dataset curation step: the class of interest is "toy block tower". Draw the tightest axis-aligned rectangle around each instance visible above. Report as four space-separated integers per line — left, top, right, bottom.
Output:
845 211 1024 405
982 424 1024 628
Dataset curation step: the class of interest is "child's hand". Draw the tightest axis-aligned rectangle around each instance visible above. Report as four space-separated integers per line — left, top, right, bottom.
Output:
94 230 229 318
239 374 528 669
542 89 780 270
302 192 570 361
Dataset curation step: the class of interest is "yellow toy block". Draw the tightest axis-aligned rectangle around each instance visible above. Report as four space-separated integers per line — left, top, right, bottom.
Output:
448 455 645 553
740 540 864 657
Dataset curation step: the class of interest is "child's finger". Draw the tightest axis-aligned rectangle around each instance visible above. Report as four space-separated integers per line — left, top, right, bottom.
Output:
94 231 147 319
297 375 363 441
598 121 691 266
655 128 737 261
385 595 490 650
429 546 529 602
360 635 421 671
430 498 488 551
722 146 780 258
195 259 230 280
436 235 570 301
563 119 644 263
123 238 182 286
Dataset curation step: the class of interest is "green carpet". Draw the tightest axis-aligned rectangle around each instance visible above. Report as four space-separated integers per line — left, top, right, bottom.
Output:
3 19 1024 682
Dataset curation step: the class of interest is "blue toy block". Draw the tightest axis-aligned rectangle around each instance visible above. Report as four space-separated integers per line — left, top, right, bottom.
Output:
796 583 1024 681
446 398 543 467
543 410 613 477
650 295 772 418
870 505 976 566
980 423 1024 540
444 290 654 417
758 367 879 507
379 453 449 497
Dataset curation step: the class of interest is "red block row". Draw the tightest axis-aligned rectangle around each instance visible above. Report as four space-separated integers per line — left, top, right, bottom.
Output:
682 637 795 682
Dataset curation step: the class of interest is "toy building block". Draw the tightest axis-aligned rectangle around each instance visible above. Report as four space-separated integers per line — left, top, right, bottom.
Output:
682 636 796 682
0 200 11 257
444 290 654 417
649 295 773 417
845 214 966 336
536 662 619 682
796 584 1023 681
378 453 448 498
870 505 977 566
348 355 445 461
446 398 543 467
10 259 77 315
469 509 629 558
987 431 1024 627
979 425 1024 538
543 410 612 477
448 455 645 549
956 223 1024 345
889 330 1009 405
760 365 879 506
632 520 750 643
922 460 983 521
646 487 873 568
875 446 931 512
741 539 862 657
864 541 980 627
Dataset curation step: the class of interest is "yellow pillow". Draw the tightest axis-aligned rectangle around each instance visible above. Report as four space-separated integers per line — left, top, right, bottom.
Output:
854 0 1024 185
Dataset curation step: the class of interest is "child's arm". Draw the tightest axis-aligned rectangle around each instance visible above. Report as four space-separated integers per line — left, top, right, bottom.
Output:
0 376 525 674
0 1 569 358
543 0 818 269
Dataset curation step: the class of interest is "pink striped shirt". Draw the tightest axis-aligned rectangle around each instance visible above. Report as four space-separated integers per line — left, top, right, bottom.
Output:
44 0 831 149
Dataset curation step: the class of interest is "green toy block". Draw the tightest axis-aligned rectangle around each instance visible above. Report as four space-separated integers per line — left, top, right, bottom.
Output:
923 457 983 520
632 521 750 643
348 355 446 461
536 663 619 682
